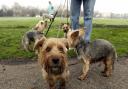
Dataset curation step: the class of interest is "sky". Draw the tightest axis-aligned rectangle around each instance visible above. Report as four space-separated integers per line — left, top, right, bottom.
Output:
0 0 128 14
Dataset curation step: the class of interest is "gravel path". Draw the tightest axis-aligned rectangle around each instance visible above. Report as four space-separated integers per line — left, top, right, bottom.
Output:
0 57 128 89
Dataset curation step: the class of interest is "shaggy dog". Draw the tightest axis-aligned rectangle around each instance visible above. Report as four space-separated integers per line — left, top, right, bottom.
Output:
34 37 69 89
21 20 47 51
67 28 117 80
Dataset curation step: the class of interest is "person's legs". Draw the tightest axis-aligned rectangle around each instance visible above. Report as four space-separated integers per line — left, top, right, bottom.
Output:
83 0 96 42
70 0 82 30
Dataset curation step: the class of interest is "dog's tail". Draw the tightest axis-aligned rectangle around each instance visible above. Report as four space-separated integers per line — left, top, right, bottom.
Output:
21 35 29 51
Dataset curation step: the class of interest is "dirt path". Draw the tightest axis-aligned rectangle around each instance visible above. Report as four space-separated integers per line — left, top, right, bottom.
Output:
0 57 128 89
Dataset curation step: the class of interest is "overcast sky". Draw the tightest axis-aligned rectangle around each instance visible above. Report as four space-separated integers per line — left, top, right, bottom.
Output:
0 0 128 14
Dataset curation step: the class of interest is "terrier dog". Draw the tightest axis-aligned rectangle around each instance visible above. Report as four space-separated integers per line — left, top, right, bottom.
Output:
61 23 71 38
67 29 117 80
34 37 69 89
21 20 47 51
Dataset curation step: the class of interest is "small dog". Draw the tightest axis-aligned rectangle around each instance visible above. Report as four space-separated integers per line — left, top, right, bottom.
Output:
61 23 71 38
67 29 117 80
34 37 69 89
22 20 47 51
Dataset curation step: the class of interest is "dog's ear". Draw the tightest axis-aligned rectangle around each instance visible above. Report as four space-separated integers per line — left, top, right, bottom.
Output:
71 30 79 40
44 20 47 23
67 23 71 28
79 27 85 37
33 37 46 50
60 23 64 28
40 21 43 24
67 23 69 25
67 23 70 27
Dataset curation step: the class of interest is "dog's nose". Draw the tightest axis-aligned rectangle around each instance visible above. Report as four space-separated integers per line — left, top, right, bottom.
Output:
52 58 59 64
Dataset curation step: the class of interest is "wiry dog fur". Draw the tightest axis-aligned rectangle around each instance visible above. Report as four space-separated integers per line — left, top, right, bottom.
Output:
61 23 71 38
22 20 47 51
67 29 117 80
34 37 69 89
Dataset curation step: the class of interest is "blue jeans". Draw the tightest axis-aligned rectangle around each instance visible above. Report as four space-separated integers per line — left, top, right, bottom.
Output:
70 0 96 42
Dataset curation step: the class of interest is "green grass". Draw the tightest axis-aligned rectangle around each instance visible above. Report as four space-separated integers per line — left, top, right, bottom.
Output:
93 18 128 26
0 17 128 59
92 28 128 56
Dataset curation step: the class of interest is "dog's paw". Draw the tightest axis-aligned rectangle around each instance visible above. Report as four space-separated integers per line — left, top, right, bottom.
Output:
102 72 111 77
78 74 87 80
101 70 105 74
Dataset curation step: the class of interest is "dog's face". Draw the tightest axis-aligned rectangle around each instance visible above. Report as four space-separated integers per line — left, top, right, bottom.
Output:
34 37 68 75
39 20 47 28
61 23 71 33
34 20 47 30
67 28 85 48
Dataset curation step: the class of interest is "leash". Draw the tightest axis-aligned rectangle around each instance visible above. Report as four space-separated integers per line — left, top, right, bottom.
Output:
45 11 58 36
68 48 81 66
45 3 62 37
45 0 71 37
66 0 70 24
68 38 87 66
57 0 71 37
68 48 83 66
57 0 67 38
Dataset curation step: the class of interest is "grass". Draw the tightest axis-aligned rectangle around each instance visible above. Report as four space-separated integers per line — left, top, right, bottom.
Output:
92 28 128 56
0 17 128 59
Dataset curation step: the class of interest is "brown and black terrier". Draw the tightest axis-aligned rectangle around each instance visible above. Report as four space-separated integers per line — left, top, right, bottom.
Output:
61 23 71 38
21 20 47 51
67 28 117 80
34 37 69 89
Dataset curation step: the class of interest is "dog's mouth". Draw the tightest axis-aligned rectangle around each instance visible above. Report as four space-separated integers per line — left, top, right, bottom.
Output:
63 29 68 33
51 66 60 71
50 66 63 75
45 57 65 75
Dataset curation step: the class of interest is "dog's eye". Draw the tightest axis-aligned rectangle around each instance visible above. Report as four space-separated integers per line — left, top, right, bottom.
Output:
41 22 44 24
46 47 51 52
58 46 64 52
